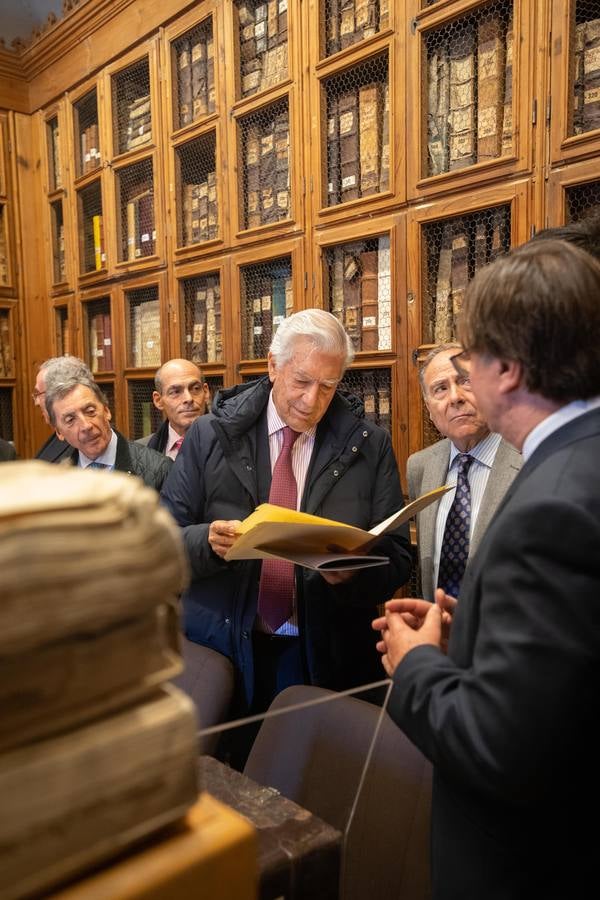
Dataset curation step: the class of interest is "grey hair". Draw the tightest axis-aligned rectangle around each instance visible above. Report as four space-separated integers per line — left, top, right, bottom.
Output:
418 343 463 395
269 309 355 370
46 376 108 427
40 355 93 392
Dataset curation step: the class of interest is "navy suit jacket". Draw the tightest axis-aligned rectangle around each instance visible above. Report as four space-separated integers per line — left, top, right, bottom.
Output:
388 408 600 899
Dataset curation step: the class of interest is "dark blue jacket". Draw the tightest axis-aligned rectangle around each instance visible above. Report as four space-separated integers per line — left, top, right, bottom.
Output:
161 376 412 707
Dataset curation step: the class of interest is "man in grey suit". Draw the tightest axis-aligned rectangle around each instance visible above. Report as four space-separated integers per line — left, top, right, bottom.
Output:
407 343 521 600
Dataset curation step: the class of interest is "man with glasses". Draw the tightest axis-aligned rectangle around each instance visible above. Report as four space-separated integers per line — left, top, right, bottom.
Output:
374 239 600 899
407 343 521 600
33 355 93 462
138 358 210 459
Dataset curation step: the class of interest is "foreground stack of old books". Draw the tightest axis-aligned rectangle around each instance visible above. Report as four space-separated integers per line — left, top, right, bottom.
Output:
0 462 198 900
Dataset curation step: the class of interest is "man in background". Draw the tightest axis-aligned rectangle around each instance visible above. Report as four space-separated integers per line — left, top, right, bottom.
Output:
0 437 16 461
374 239 600 898
33 355 92 462
408 344 520 600
45 374 172 491
162 309 412 720
138 358 210 460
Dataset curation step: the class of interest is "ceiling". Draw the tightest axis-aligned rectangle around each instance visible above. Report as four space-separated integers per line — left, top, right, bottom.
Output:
0 0 64 46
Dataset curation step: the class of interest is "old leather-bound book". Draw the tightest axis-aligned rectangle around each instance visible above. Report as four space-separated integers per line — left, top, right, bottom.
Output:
245 123 262 228
501 15 513 155
449 25 476 170
450 226 469 331
339 88 360 202
360 246 379 351
477 15 505 161
427 45 450 175
583 18 600 132
433 223 453 343
359 81 381 196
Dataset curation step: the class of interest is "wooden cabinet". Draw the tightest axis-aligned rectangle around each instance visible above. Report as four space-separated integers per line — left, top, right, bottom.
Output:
1 0 599 463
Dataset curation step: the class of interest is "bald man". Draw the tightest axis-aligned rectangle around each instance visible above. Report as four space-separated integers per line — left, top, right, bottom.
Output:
138 359 210 459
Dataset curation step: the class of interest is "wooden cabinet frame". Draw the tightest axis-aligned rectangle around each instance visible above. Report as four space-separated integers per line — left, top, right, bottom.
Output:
546 157 600 225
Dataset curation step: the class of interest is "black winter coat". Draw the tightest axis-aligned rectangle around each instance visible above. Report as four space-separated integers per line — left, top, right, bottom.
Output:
66 430 172 491
161 377 412 707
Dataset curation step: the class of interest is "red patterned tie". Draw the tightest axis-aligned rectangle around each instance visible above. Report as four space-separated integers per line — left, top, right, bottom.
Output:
257 425 300 632
172 437 184 457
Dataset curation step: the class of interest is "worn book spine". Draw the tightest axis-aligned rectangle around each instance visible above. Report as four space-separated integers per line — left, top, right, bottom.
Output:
434 223 453 343
52 121 62 188
126 198 137 261
214 278 223 359
377 381 391 431
140 298 161 367
583 18 600 132
274 110 290 219
178 39 193 126
331 245 344 322
501 15 513 155
377 235 391 350
255 2 268 55
327 0 341 55
359 82 380 196
343 244 362 350
362 370 377 421
355 0 369 42
339 89 360 202
489 206 509 261
252 294 263 358
449 25 476 170
206 283 217 361
340 0 356 50
137 192 154 257
379 0 389 31
92 214 103 271
450 227 469 333
360 247 379 351
261 278 273 351
427 46 450 175
272 272 287 334
103 312 113 371
260 121 277 224
379 81 390 191
207 170 218 239
477 16 505 161
327 94 341 205
574 22 586 135
191 34 207 120
191 284 207 363
198 180 209 242
474 218 488 272
246 124 261 229
207 30 215 112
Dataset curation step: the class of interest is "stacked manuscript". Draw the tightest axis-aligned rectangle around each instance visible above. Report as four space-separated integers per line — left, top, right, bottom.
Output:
0 462 198 900
88 306 113 372
243 261 293 359
326 0 387 56
238 0 288 97
122 92 152 153
130 295 161 367
182 170 218 245
0 205 8 285
0 310 12 376
427 11 513 175
49 117 62 189
125 186 155 260
245 104 290 227
574 17 600 135
329 236 391 352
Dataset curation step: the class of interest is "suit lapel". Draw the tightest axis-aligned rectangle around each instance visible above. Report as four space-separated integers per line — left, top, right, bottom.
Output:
471 440 521 554
418 440 451 600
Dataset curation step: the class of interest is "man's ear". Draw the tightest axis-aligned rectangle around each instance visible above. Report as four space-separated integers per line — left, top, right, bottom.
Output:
497 358 522 395
267 352 276 383
55 429 66 443
152 390 164 412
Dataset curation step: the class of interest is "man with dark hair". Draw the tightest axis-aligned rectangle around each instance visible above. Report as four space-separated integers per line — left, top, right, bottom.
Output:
33 355 93 462
138 358 209 459
408 343 520 600
46 375 172 491
529 210 600 259
374 240 600 899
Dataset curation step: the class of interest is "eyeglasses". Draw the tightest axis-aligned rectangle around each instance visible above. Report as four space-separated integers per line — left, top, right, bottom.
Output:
31 390 46 402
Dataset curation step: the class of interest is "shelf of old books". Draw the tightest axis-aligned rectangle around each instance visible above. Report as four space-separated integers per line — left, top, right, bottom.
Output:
45 113 63 193
73 88 101 180
321 0 392 59
547 157 600 224
124 283 162 370
236 249 295 361
235 93 294 235
0 203 10 292
407 0 532 199
0 385 13 442
406 180 530 454
0 308 13 378
174 129 220 251
168 9 217 133
83 296 114 374
338 362 393 433
116 157 157 264
233 0 291 101
77 179 106 277
0 114 8 200
317 48 391 216
96 378 116 422
320 230 393 354
54 304 70 356
179 269 224 365
128 377 162 440
49 199 67 286
110 54 154 159
550 0 600 164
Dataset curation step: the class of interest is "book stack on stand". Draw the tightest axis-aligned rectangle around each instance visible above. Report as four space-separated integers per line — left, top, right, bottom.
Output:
0 462 199 900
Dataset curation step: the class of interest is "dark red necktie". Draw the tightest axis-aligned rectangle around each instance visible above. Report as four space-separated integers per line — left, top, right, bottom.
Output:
257 425 300 632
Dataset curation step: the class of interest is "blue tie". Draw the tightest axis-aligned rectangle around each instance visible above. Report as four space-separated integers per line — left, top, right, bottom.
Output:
87 461 110 469
437 453 473 598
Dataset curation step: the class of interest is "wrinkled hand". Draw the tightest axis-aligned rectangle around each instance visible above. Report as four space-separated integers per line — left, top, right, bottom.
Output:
320 568 357 585
208 519 242 558
372 599 442 676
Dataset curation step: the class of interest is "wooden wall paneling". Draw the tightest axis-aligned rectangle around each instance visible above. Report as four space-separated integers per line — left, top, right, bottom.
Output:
546 157 600 226
406 0 534 202
405 178 531 458
39 101 74 296
51 293 75 357
0 48 29 114
532 0 551 233
11 111 50 457
549 0 600 166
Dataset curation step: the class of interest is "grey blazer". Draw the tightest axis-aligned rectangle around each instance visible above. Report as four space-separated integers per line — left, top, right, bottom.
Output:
407 437 522 600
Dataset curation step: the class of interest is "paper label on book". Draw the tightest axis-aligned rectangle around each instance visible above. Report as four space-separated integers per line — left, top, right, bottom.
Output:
186 333 192 342
191 42 204 63
378 326 391 350
364 394 376 414
261 133 274 155
253 325 263 335
478 107 499 138
362 315 377 327
141 233 150 242
278 0 287 11
341 174 357 189
146 340 155 348
585 46 600 71
277 190 289 209
96 348 104 358
479 47 499 80
255 20 266 37
378 395 390 414
104 338 112 346
339 111 354 134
